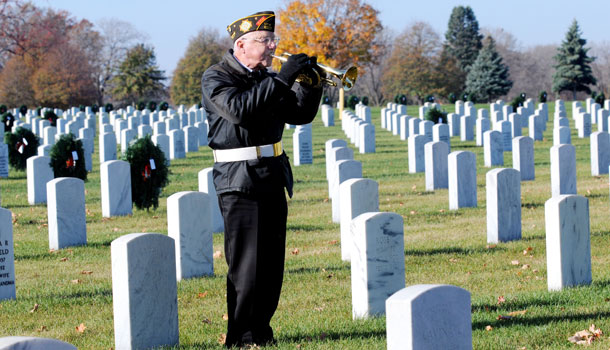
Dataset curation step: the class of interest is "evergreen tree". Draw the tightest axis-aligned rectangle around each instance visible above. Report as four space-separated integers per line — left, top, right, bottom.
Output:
112 44 166 105
465 37 512 103
552 20 596 100
444 6 483 73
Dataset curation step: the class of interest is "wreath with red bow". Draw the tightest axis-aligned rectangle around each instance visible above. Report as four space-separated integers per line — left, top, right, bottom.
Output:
123 135 169 210
5 127 39 171
48 133 87 181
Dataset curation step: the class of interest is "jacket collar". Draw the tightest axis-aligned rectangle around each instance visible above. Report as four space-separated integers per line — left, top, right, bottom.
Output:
224 49 268 79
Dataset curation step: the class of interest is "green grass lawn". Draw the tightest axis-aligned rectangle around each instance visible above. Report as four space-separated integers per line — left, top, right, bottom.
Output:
2 102 610 349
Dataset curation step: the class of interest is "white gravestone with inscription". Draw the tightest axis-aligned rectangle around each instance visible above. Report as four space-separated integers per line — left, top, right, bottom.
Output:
111 233 179 349
590 131 610 176
330 160 362 223
545 195 591 291
168 191 213 280
0 208 15 300
483 130 503 167
293 126 313 165
169 129 186 160
408 134 426 173
351 212 405 319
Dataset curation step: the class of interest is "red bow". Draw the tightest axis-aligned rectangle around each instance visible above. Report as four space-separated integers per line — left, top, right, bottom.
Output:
66 155 75 168
15 142 24 153
142 164 151 181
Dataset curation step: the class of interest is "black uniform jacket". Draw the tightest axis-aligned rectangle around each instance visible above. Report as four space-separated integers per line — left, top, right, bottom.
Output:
202 49 323 197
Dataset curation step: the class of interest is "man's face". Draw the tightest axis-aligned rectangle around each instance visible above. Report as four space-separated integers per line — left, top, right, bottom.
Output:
236 31 278 70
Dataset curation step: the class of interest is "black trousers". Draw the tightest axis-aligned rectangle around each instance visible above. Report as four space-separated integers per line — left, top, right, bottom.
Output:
218 189 288 348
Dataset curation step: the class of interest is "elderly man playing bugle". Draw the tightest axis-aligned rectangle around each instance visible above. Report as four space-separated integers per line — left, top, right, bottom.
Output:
201 10 323 348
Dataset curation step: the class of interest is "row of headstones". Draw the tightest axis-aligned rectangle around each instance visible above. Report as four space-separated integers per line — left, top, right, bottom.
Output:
341 109 376 153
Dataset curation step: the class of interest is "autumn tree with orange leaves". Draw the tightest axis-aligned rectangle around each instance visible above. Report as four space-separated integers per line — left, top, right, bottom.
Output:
276 0 382 99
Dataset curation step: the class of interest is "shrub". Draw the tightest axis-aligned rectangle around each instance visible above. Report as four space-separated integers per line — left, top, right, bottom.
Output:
361 96 369 106
105 103 114 112
1 112 16 131
19 105 27 117
49 133 87 181
159 101 169 111
395 94 407 105
91 104 99 113
448 93 457 103
137 101 146 111
123 136 169 210
510 93 526 112
321 95 331 105
594 92 605 106
5 127 39 171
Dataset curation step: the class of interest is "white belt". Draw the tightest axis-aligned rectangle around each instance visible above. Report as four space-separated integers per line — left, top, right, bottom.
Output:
213 141 283 162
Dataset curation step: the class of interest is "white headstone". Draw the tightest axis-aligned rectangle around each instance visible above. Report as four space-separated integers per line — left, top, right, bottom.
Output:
359 123 375 154
0 208 15 301
120 128 137 154
152 134 171 165
0 337 76 350
167 191 213 280
47 177 86 249
545 195 591 291
486 168 521 243
553 126 571 146
448 113 460 137
448 151 477 209
0 144 8 178
330 160 362 223
293 127 313 165
111 233 179 349
483 130 503 167
476 117 490 146
512 136 535 181
432 123 450 152
183 126 199 153
425 141 449 190
195 121 208 146
351 212 405 319
550 144 577 197
386 285 472 350
168 129 185 159
590 131 610 175
198 167 224 233
100 132 117 164
138 124 153 138
27 155 54 204
326 146 353 196
339 178 379 261
408 135 426 173
101 160 132 217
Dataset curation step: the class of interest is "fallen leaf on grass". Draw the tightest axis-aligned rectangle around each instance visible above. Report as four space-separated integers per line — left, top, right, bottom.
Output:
71 279 81 284
197 292 208 299
410 210 416 215
218 333 227 345
523 247 533 255
449 258 458 263
323 198 329 203
291 248 300 255
30 303 39 313
497 296 505 305
75 323 86 333
81 270 93 275
222 314 229 321
328 240 338 245
59 257 68 262
37 325 47 332
511 260 520 265
202 318 211 324
508 310 527 316
486 244 497 249
521 264 530 270
213 251 223 259
113 227 119 232
485 325 493 331
568 324 603 345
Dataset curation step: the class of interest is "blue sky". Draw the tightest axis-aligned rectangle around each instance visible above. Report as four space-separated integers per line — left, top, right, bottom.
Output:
31 0 610 77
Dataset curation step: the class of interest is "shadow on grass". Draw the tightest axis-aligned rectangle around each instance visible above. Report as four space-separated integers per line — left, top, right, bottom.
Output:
404 246 506 256
279 328 386 344
472 311 610 330
285 265 349 275
287 223 327 232
521 201 545 209
19 288 113 302
521 233 546 242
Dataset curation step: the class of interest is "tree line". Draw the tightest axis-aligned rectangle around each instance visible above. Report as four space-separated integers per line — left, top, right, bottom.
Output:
0 0 603 109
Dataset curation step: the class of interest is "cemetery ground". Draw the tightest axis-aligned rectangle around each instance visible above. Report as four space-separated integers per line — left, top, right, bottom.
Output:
2 103 610 349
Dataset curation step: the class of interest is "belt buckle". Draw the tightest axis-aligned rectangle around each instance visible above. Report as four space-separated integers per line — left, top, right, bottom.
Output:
256 146 262 159
273 142 282 156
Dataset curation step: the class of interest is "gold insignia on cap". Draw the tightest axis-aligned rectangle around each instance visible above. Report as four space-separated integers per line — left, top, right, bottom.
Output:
240 20 252 32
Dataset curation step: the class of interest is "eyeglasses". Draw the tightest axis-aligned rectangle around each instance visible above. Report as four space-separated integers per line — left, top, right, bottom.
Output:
247 36 280 46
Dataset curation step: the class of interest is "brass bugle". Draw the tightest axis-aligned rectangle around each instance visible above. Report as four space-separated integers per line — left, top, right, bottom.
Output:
272 52 358 91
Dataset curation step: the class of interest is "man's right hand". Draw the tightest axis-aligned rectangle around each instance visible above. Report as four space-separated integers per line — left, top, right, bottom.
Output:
277 53 310 86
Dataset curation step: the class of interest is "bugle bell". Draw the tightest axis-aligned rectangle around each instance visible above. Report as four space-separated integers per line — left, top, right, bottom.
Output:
272 52 358 91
